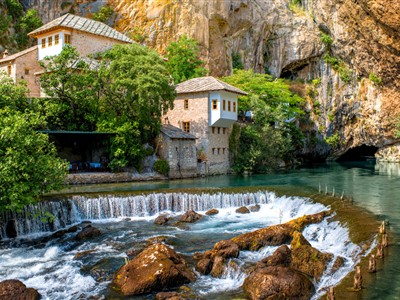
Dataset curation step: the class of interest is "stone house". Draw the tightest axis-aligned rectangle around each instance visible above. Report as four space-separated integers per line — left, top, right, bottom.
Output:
158 124 197 178
163 76 247 175
0 13 132 97
0 46 42 97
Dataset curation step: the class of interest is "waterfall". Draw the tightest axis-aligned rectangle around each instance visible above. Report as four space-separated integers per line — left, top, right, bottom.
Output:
0 191 276 238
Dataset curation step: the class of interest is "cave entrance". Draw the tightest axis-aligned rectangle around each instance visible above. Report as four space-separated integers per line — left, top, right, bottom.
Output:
337 145 378 161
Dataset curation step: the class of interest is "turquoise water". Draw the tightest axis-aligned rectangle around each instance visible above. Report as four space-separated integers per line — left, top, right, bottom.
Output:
62 161 400 299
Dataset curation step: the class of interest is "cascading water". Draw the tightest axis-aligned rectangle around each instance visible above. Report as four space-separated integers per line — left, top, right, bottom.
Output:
0 190 367 299
1 191 279 238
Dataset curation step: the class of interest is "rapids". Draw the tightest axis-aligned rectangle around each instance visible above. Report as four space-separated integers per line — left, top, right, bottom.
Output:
0 191 365 299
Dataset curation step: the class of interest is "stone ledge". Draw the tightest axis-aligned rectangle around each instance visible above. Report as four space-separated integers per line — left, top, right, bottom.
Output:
66 172 166 185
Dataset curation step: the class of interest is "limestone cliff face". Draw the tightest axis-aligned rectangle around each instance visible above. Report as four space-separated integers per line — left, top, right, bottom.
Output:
109 0 399 159
3 0 399 160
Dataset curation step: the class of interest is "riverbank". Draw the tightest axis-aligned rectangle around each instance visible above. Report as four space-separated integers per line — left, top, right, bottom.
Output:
66 171 166 185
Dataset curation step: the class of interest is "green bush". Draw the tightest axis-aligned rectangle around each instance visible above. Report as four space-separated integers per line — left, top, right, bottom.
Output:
339 66 353 83
154 159 169 176
369 72 383 86
325 133 340 149
320 33 333 47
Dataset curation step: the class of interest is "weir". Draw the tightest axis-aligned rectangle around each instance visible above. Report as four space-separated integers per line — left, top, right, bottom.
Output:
0 191 275 238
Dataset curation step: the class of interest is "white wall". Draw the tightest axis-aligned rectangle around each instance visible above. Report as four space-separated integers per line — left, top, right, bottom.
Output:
209 90 238 127
37 30 71 60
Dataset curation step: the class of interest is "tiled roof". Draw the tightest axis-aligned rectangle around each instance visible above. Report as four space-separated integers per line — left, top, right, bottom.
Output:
28 13 132 43
176 76 247 95
0 46 37 64
161 124 197 140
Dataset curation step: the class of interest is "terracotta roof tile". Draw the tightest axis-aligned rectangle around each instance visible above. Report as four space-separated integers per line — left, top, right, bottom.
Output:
0 46 37 64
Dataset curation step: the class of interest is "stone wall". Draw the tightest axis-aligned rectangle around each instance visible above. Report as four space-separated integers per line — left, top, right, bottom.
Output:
157 134 198 179
66 171 165 185
70 29 129 57
0 47 41 98
164 92 232 174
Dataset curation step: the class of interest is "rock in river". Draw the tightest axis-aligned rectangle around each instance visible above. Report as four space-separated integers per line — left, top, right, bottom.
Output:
179 210 203 223
0 279 40 300
113 243 196 296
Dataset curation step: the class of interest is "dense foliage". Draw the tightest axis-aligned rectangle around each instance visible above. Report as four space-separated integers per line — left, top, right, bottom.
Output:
16 9 42 48
165 35 207 84
0 80 68 211
222 69 305 173
38 43 175 171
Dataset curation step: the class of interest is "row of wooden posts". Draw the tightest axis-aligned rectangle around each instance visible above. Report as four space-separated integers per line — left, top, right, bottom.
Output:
326 221 389 299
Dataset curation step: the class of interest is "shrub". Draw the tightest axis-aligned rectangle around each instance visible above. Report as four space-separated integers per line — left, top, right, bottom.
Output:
154 159 169 176
320 33 333 47
369 72 383 86
325 133 340 149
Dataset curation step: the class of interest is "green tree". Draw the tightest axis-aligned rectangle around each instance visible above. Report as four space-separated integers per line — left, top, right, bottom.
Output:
0 108 68 211
0 76 30 112
16 9 43 49
39 45 100 131
165 35 207 83
98 43 176 170
5 0 23 18
222 69 305 173
92 5 114 23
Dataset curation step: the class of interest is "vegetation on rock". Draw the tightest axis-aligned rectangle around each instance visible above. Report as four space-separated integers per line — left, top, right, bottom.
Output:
222 69 304 173
165 35 208 84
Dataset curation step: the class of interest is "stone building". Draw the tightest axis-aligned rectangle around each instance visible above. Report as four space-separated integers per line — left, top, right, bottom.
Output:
0 13 132 97
0 46 41 97
163 76 247 175
158 124 197 178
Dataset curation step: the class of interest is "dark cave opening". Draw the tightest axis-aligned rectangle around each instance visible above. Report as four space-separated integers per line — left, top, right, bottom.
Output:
337 145 379 161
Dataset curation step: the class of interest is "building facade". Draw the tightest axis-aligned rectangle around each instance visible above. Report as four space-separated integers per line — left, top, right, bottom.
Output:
0 46 42 97
0 13 132 98
163 76 247 175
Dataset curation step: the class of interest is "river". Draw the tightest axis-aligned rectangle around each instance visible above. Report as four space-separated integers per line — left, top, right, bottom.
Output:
0 161 399 299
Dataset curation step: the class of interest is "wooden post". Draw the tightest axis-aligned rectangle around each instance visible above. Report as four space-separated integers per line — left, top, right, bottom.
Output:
353 266 362 290
379 221 386 234
376 243 384 259
382 233 388 248
327 286 335 300
368 254 376 273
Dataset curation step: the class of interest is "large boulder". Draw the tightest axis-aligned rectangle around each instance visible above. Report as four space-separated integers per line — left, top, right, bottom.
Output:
205 208 219 215
0 279 40 300
76 225 101 240
232 211 331 251
289 231 333 281
179 210 203 223
236 206 250 214
259 244 292 268
154 215 169 225
249 204 261 212
194 240 239 276
243 266 314 300
113 243 196 296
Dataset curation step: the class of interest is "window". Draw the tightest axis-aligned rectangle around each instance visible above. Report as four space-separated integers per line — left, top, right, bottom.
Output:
212 127 215 134
41 38 46 48
24 69 29 75
233 102 236 112
184 99 189 110
7 65 11 75
65 34 71 44
218 148 220 154
212 148 216 155
228 101 231 111
48 36 52 46
212 99 218 110
217 127 220 134
183 121 190 133
223 99 226 110
55 34 59 45
223 148 226 155
223 128 226 134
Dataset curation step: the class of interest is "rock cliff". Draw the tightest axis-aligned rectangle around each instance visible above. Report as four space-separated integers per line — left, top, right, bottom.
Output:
2 0 399 160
